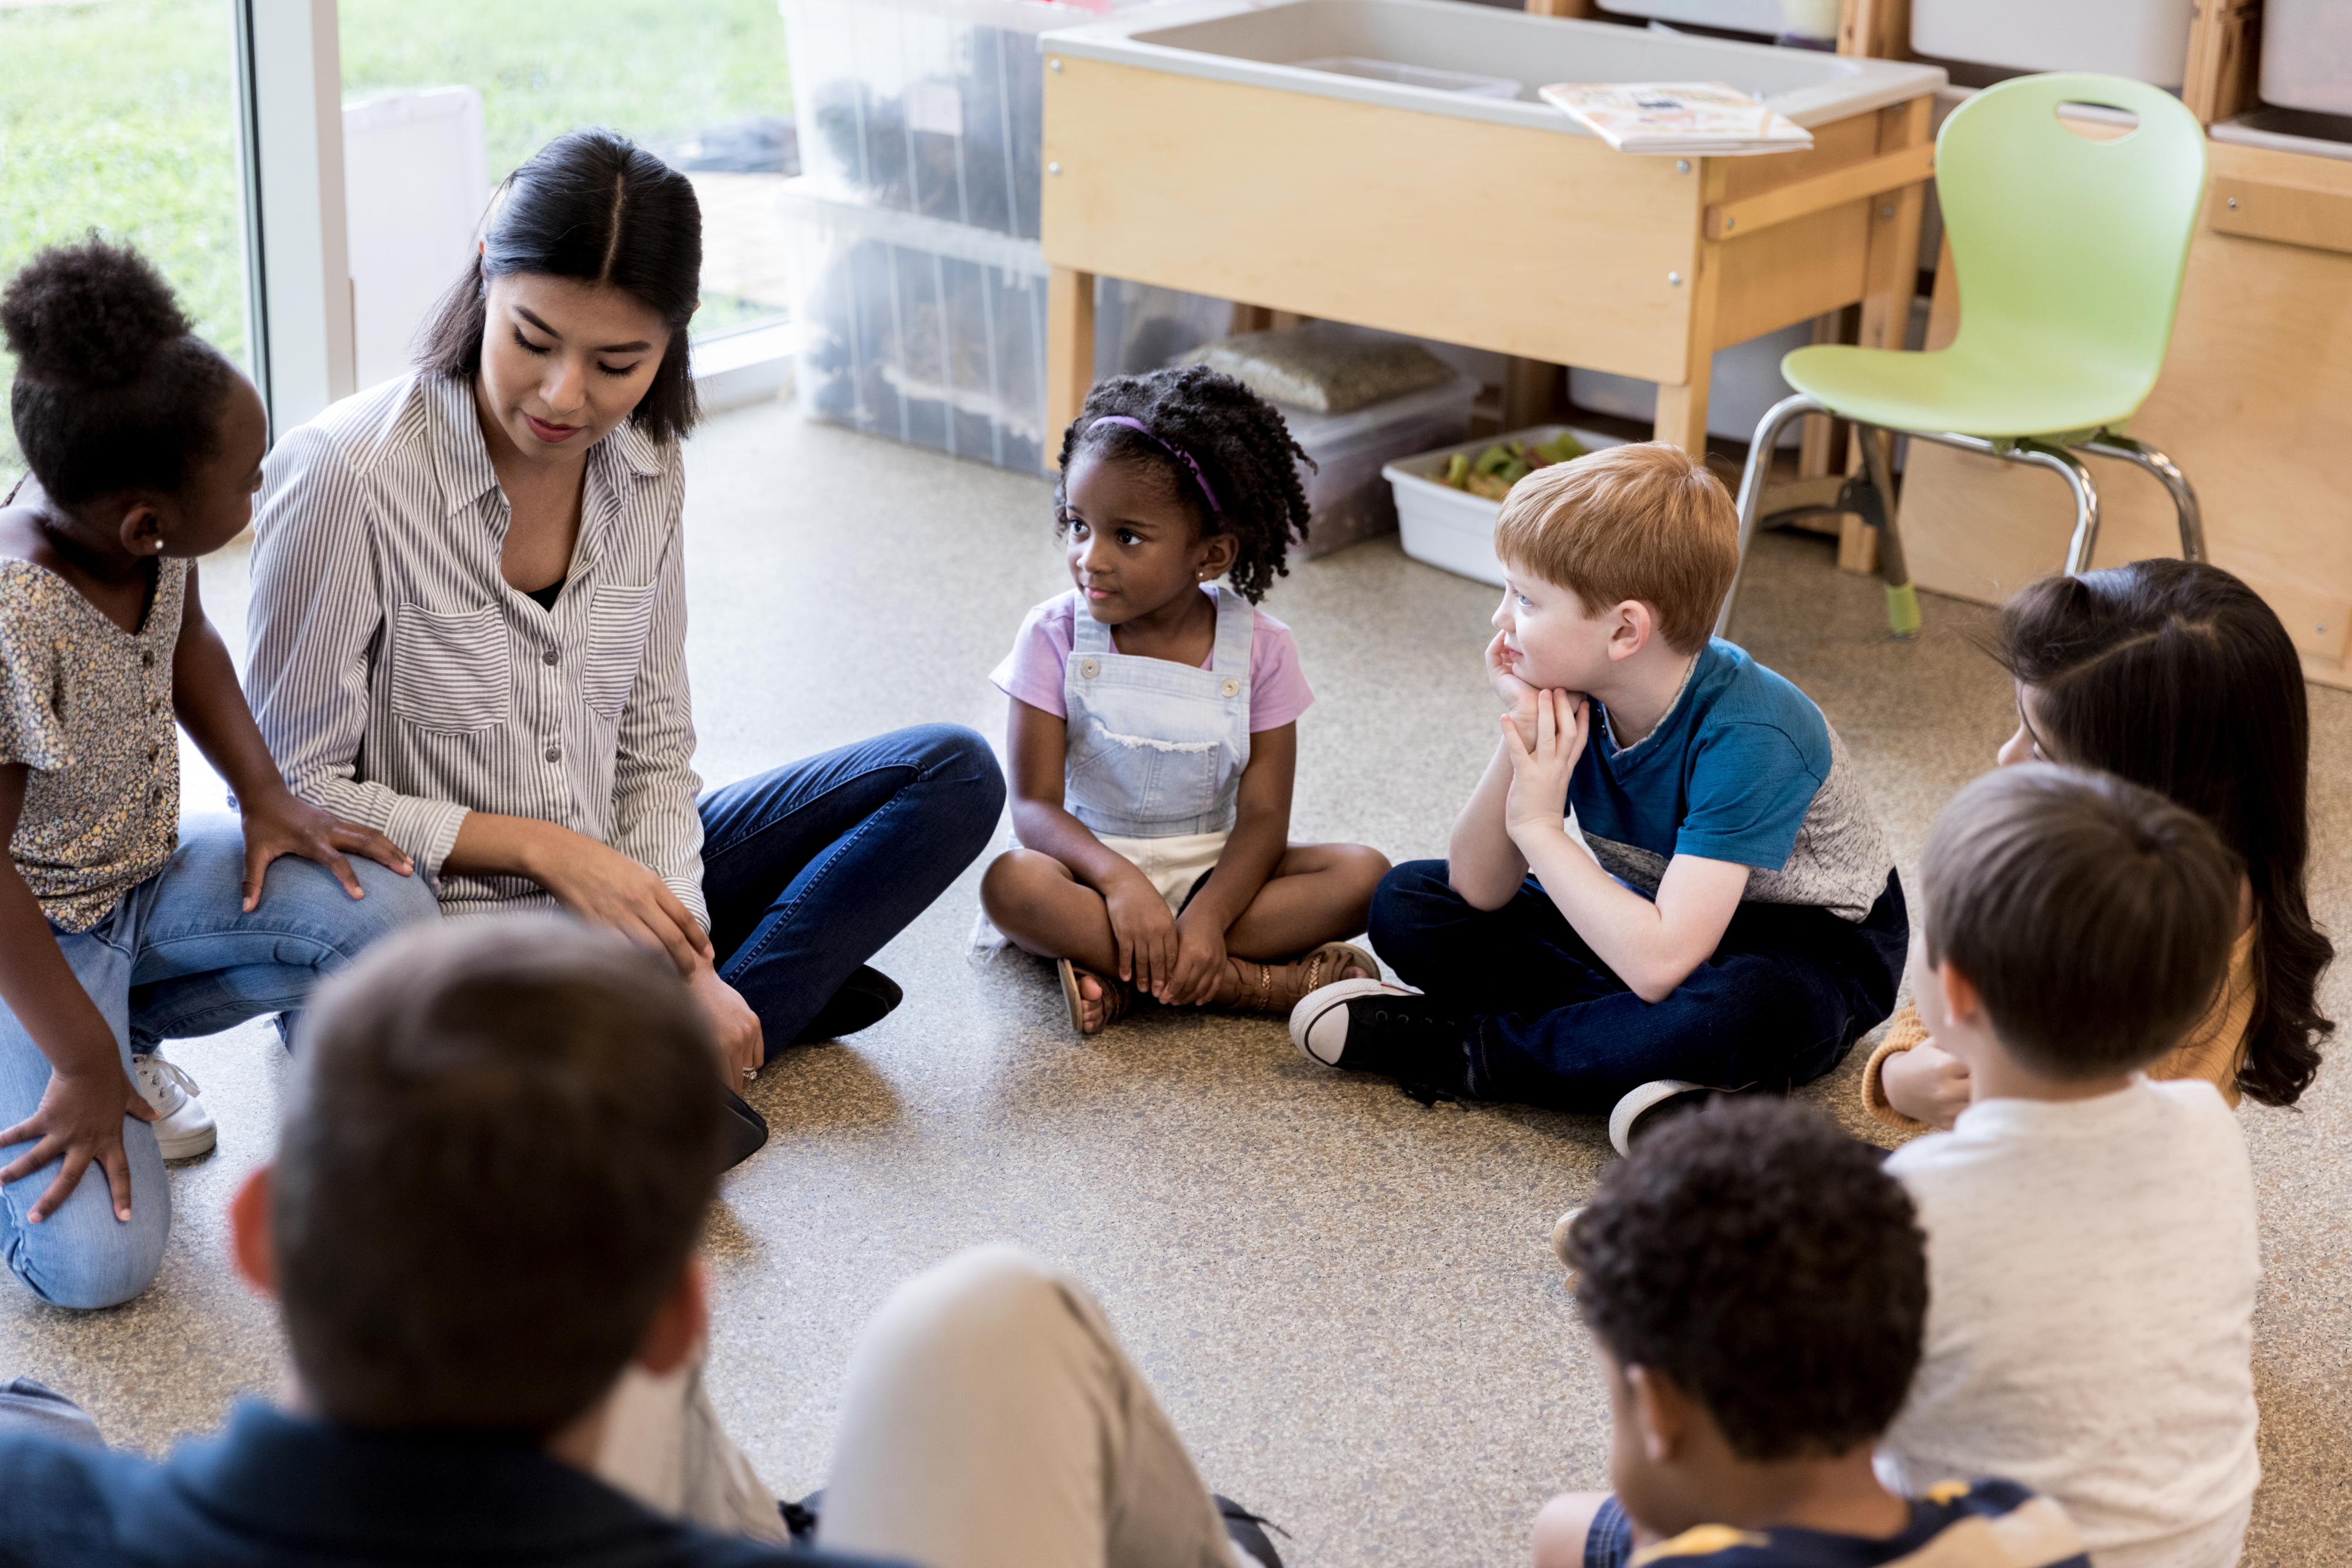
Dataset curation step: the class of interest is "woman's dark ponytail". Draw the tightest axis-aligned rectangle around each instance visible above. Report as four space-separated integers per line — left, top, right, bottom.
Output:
1993 559 2333 1105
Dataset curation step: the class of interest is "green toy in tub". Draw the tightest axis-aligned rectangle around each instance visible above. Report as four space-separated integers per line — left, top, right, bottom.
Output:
1436 430 1587 501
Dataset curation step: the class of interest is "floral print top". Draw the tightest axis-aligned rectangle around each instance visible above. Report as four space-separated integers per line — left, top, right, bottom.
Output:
0 556 185 932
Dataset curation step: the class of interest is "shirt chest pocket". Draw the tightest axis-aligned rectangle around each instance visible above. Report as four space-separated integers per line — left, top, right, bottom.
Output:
580 582 659 719
389 604 510 733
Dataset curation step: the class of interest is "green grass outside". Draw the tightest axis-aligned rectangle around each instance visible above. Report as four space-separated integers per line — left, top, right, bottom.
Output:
1 0 791 476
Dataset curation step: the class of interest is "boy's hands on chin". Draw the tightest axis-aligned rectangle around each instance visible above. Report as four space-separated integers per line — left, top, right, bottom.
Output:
1501 687 1588 842
1486 631 1544 748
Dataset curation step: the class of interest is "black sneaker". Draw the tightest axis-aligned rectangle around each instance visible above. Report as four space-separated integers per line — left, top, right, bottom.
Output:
792 965 904 1045
1288 979 1470 1095
1215 1495 1288 1568
721 1085 769 1171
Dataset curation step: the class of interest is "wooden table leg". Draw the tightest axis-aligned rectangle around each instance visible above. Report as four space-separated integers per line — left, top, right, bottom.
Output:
1048 265 1097 456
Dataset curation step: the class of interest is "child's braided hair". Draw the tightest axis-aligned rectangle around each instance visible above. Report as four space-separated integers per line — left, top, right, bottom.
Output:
1053 365 1314 604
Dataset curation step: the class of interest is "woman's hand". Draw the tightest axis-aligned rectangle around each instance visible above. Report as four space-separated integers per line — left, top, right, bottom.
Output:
0 1059 159 1223
529 831 714 977
238 787 413 911
1501 687 1588 842
1167 907 1230 1008
687 963 764 1085
1486 631 1542 750
1882 1040 1972 1129
1101 865 1180 1001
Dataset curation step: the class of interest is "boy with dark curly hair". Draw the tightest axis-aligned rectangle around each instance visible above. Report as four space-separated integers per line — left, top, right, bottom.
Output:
1539 1096 2089 1568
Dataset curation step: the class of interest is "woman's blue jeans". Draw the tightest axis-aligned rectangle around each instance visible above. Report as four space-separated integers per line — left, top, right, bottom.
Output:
0 815 439 1310
699 724 1004 1059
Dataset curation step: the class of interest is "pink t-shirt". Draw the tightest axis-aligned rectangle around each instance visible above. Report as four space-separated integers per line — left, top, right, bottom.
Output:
990 588 1315 733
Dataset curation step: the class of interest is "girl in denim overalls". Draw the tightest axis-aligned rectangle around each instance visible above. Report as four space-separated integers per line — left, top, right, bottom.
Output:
980 367 1391 1035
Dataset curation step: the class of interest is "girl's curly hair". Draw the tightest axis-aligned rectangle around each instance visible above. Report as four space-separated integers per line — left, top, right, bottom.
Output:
1053 365 1314 604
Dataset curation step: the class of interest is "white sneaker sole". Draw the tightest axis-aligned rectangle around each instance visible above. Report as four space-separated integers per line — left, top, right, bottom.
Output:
153 1118 216 1161
1286 977 1411 1068
1607 1079 1706 1157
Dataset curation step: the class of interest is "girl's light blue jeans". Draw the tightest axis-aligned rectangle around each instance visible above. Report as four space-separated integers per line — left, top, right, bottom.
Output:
0 814 438 1310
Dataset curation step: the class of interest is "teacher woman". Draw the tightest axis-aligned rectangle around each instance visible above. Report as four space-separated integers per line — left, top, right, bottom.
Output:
245 130 1004 1160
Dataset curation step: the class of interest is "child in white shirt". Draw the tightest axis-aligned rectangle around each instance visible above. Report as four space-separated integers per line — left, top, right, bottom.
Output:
1880 764 2259 1568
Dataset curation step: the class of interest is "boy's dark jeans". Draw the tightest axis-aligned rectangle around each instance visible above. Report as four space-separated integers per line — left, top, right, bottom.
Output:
1368 860 1907 1114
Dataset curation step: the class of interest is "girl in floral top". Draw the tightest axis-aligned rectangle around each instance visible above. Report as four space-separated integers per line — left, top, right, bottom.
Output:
0 241 433 1310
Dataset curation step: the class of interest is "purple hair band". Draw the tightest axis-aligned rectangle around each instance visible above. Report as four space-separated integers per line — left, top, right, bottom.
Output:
1088 414 1221 515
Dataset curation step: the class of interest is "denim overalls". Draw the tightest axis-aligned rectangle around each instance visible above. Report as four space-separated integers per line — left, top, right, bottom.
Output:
1061 586 1255 840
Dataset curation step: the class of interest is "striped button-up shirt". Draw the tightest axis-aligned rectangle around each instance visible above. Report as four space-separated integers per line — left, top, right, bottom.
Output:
245 372 706 925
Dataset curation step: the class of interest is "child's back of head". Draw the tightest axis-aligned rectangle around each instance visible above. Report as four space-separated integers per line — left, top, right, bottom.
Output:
273 916 723 1438
1563 1096 1926 1506
1922 764 2240 1082
1 238 238 508
1492 442 1739 653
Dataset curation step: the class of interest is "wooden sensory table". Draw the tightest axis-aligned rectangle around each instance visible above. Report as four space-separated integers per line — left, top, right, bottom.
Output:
1034 0 1945 463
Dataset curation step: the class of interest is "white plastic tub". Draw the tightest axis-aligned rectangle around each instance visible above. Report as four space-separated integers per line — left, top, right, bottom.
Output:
1909 0 2193 89
1384 424 1631 585
1294 55 1521 99
1569 322 1812 447
1041 0 1943 133
781 178 1229 473
2260 0 2352 116
1285 373 1481 559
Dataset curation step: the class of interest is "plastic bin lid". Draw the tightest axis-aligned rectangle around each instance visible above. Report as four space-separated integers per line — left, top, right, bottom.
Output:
776 176 1050 275
780 0 1147 34
1278 373 1484 447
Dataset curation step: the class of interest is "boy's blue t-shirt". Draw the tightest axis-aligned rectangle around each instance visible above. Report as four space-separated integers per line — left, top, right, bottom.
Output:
1568 639 1892 921
1602 1479 2090 1567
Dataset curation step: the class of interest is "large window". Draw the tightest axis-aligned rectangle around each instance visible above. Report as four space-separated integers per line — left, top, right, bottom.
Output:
339 0 794 345
0 0 251 478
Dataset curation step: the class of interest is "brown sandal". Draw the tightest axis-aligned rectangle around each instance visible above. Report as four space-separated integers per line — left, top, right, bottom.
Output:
1058 958 1136 1037
1223 942 1379 1015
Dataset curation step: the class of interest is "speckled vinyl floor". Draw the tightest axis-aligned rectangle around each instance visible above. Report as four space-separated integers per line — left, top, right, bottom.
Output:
6 399 2348 1564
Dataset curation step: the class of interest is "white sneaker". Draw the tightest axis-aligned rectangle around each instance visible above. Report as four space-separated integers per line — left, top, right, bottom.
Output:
1286 977 1414 1067
132 1054 216 1160
1606 1079 1711 1157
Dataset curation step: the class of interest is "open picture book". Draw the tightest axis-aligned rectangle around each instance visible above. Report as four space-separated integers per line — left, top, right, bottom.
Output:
1538 82 1815 155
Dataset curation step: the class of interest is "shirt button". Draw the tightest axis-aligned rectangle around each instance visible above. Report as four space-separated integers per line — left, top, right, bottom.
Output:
1220 678 1240 697
141 651 155 668
544 745 562 763
1078 658 1100 678
542 648 559 666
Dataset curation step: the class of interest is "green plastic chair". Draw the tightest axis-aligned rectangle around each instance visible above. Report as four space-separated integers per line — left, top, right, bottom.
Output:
1716 72 2210 641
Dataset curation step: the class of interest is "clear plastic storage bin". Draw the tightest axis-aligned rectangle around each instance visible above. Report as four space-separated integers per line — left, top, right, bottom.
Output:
1910 0 2192 89
783 179 1229 474
782 0 1133 242
1285 375 1483 560
2260 0 2352 116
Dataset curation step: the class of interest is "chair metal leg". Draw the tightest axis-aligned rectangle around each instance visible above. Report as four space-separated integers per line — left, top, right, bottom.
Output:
2009 439 2103 574
2076 433 2207 562
1852 422 1920 638
1715 393 1827 642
